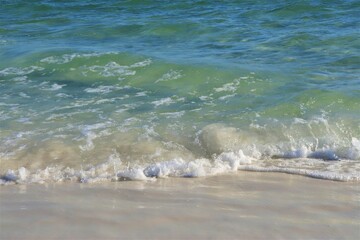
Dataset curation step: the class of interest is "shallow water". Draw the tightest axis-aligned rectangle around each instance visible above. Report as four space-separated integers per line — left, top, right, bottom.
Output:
1 0 359 184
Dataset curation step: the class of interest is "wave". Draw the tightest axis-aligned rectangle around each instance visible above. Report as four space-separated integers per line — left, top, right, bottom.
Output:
1 122 359 185
1 51 359 185
1 149 359 185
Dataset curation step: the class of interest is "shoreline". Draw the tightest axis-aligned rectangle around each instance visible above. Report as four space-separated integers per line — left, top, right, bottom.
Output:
1 171 359 239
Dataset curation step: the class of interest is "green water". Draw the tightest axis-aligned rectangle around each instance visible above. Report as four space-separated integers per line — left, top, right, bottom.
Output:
0 1 359 183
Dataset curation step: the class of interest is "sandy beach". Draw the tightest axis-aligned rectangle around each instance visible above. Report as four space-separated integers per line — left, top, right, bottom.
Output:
1 1 360 239
1 172 359 239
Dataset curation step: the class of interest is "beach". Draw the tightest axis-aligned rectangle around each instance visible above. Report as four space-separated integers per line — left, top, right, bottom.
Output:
1 1 360 239
1 172 359 239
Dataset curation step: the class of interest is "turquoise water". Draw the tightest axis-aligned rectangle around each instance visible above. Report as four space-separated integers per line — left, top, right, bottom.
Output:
1 0 359 183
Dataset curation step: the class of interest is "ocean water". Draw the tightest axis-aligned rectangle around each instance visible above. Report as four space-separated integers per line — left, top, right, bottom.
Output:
0 0 359 184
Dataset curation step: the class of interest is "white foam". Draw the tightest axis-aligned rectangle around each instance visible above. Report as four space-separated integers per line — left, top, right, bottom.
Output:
214 82 238 93
40 53 151 69
0 152 246 184
19 92 31 98
1 149 359 185
79 122 113 151
135 91 148 97
279 145 359 161
216 150 252 170
40 52 109 64
117 168 151 181
0 111 11 121
160 111 185 118
15 118 32 124
51 99 96 111
0 66 44 76
130 59 152 68
55 93 71 98
239 165 360 182
282 147 309 158
152 97 175 107
127 152 250 180
42 83 66 91
1 122 359 185
218 94 236 100
86 62 136 79
155 70 182 83
199 95 212 101
12 76 29 83
84 85 121 94
348 137 360 160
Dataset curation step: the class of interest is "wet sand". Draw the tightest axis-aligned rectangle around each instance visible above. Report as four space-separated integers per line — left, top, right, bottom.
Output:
1 172 359 239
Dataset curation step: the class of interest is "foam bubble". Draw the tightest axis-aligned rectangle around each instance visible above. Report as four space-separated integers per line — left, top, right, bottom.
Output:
152 97 175 107
155 70 182 83
0 66 44 76
135 91 148 97
216 150 252 170
40 52 109 64
239 165 359 182
84 85 121 94
214 82 238 93
161 111 185 118
19 92 31 98
12 76 29 83
42 83 66 91
218 94 236 100
1 149 359 185
1 121 359 185
86 62 136 79
79 122 113 151
117 168 150 181
130 59 152 68
348 137 360 160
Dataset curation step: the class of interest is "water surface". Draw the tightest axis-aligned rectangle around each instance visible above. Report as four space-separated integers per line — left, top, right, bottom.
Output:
1 0 359 183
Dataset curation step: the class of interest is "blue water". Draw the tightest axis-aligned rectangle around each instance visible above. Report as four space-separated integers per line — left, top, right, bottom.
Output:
0 0 359 183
